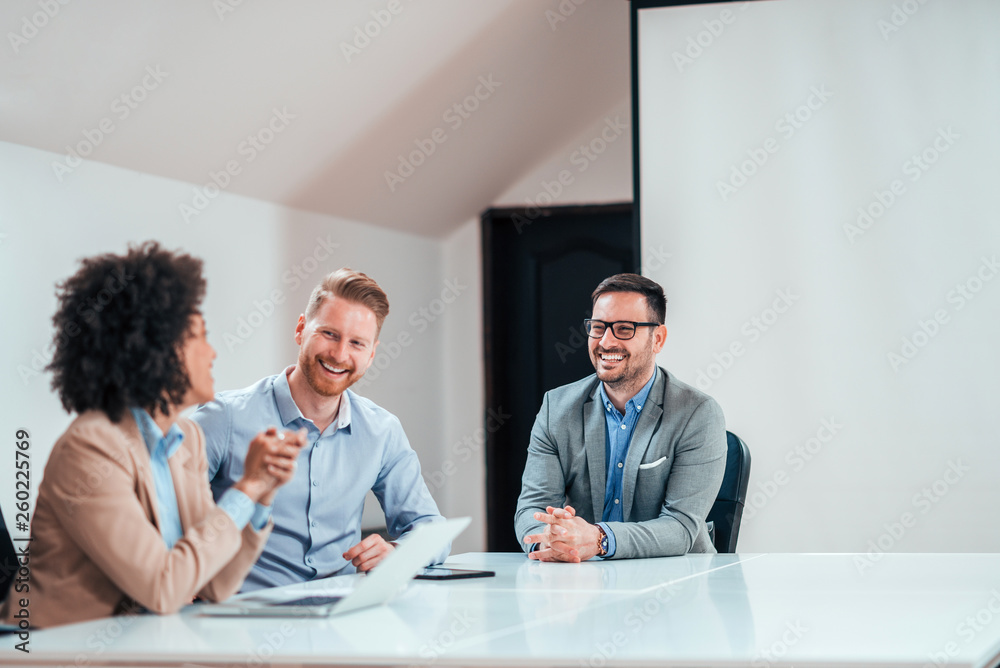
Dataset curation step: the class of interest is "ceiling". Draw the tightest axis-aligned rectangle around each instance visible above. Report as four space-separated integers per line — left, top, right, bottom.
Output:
1 0 630 237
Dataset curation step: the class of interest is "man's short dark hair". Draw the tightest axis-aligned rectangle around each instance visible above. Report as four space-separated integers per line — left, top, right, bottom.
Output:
47 241 206 422
591 273 667 324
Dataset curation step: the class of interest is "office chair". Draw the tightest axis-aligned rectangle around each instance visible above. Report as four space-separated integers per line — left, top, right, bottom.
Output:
0 504 18 604
706 431 751 553
1 503 22 633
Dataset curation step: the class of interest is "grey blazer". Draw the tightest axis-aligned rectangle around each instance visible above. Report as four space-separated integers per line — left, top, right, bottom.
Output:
514 366 727 558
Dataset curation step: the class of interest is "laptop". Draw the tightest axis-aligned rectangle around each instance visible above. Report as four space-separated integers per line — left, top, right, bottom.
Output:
200 516 470 618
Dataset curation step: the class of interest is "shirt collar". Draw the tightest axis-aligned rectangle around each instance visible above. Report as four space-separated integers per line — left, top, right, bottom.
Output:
599 367 658 416
274 366 303 428
130 407 184 459
275 365 352 433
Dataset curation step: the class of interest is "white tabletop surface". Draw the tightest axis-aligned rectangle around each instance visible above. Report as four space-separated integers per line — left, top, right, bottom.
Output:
3 552 1000 667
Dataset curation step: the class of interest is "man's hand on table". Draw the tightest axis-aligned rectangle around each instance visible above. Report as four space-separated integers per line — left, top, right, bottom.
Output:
524 505 602 562
343 534 396 572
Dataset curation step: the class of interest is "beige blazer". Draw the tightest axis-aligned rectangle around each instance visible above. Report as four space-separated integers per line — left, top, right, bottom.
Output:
1 410 271 628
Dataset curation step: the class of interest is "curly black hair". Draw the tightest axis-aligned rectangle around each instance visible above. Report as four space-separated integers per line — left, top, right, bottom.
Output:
47 241 206 422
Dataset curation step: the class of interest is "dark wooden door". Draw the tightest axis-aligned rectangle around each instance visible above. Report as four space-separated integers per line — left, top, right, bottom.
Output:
482 202 638 551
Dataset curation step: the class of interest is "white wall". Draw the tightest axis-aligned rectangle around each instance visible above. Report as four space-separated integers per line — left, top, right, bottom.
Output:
438 219 486 553
0 140 449 539
637 0 1000 554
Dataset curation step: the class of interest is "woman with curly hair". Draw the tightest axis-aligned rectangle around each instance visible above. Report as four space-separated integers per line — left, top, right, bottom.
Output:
1 242 305 629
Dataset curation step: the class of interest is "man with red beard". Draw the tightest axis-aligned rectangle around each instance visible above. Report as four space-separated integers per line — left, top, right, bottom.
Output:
193 268 447 591
515 274 727 561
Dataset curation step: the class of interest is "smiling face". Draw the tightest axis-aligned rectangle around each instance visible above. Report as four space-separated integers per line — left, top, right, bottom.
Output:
179 313 216 407
294 295 378 398
588 291 666 395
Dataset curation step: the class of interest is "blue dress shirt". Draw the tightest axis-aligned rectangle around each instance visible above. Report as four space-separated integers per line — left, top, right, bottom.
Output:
130 408 267 546
596 370 657 558
191 367 447 591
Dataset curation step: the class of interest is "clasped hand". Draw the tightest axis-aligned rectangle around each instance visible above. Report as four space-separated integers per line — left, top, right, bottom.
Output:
237 426 307 505
523 505 601 562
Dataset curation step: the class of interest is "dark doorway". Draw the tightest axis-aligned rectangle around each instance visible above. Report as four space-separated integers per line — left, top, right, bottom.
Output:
482 202 638 552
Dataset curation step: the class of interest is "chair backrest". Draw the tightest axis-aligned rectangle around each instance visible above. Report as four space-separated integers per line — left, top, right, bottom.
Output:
706 431 752 553
0 504 18 604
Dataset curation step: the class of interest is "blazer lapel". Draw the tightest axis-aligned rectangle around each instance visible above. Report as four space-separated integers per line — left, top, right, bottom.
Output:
584 385 607 522
622 368 664 520
169 440 194 530
122 412 162 532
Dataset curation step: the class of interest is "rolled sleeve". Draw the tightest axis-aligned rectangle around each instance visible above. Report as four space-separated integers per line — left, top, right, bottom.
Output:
216 488 255 531
250 503 273 531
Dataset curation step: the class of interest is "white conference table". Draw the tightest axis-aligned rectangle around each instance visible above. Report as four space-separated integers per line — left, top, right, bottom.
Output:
3 552 1000 667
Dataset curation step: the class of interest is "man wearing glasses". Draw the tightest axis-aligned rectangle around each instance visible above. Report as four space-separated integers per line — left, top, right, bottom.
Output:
515 273 727 561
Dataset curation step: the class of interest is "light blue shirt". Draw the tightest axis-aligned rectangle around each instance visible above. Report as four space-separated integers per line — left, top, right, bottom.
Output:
192 367 447 591
596 370 657 558
130 408 265 546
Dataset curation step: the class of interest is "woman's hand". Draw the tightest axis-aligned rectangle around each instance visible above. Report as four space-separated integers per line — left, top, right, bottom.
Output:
234 427 306 504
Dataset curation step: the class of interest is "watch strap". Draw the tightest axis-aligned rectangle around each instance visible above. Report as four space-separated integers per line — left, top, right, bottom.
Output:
596 524 609 557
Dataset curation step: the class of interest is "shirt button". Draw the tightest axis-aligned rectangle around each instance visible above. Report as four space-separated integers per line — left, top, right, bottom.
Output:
620 424 627 430
614 499 620 505
312 480 318 487
618 462 623 468
306 556 314 565
311 520 317 527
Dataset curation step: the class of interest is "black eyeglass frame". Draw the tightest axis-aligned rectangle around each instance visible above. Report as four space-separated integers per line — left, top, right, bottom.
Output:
583 319 661 340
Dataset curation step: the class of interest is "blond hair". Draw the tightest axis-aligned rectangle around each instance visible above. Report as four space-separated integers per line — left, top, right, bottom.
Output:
304 268 389 336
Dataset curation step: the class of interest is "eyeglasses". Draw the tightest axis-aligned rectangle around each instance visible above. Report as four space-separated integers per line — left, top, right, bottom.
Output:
583 319 660 340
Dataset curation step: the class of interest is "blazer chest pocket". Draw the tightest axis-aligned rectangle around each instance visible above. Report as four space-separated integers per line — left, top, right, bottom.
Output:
638 456 667 470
